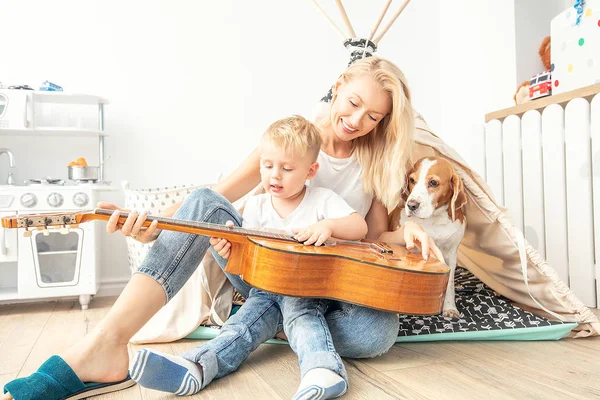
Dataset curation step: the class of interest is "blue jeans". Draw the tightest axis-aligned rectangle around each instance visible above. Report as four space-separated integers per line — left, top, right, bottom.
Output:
180 289 347 388
137 188 399 355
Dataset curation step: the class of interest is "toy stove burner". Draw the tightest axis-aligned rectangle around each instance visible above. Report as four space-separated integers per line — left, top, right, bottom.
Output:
71 180 112 186
28 177 65 186
72 179 98 183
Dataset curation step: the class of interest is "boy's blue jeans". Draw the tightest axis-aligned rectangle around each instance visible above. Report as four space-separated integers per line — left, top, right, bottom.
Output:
180 289 346 389
136 189 399 383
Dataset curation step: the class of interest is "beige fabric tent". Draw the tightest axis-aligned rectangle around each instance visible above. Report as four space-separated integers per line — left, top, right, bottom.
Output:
409 115 599 338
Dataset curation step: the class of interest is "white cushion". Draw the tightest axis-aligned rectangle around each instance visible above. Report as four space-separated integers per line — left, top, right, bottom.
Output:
121 181 213 273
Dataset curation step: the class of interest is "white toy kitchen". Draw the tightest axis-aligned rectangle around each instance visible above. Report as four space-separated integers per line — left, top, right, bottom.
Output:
0 89 113 309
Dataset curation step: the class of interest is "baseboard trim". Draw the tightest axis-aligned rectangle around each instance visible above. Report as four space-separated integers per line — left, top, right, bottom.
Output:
97 276 131 297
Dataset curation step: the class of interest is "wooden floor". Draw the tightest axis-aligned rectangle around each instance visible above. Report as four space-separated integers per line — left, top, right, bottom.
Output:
1 297 600 400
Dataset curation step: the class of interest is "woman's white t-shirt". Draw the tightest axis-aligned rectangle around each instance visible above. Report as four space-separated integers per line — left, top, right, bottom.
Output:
308 151 373 218
309 104 374 218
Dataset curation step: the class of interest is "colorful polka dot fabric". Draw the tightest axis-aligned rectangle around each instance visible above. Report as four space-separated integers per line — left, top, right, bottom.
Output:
551 1 600 94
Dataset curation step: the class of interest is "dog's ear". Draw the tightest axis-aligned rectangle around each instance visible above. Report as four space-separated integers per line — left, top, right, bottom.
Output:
400 172 412 206
390 174 411 231
448 170 467 222
401 184 409 205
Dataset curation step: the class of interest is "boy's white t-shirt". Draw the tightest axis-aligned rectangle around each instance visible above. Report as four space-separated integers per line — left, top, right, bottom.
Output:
241 186 356 232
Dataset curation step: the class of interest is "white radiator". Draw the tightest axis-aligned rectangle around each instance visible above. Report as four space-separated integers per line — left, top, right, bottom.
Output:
484 95 600 308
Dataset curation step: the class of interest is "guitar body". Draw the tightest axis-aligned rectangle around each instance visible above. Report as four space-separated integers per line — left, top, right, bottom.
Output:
2 210 450 315
228 237 449 315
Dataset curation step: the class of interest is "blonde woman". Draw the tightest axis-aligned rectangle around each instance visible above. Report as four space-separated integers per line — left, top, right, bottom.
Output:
3 57 443 400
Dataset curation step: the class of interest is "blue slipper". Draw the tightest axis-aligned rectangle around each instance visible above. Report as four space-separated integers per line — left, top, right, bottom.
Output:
3 355 136 400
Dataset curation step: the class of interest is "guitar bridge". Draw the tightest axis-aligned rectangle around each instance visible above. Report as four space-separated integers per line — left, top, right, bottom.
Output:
371 242 393 254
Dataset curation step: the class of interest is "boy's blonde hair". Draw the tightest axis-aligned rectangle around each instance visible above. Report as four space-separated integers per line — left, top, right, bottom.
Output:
318 57 415 210
262 115 322 162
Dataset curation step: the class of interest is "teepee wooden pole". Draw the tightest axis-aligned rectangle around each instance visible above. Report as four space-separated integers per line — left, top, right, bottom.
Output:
311 0 347 40
373 0 411 44
334 0 356 37
369 0 393 41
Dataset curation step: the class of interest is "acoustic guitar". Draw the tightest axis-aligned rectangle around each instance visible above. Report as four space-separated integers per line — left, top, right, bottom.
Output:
1 209 449 315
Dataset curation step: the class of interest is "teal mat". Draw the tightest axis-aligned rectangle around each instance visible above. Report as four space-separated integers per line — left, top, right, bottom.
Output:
185 322 577 343
394 323 577 342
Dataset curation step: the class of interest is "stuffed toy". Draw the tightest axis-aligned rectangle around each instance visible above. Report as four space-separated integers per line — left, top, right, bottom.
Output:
514 36 551 105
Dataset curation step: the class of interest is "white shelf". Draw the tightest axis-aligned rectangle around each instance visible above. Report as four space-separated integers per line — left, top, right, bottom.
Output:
0 127 108 137
0 287 18 301
31 92 109 105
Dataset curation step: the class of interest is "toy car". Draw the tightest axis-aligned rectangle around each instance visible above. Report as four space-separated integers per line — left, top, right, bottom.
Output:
529 70 552 100
39 81 63 91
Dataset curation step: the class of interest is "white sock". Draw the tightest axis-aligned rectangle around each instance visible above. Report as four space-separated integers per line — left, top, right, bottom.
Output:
293 368 347 400
130 348 203 396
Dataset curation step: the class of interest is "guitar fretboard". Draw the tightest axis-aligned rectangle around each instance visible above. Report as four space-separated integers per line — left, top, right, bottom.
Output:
94 209 296 242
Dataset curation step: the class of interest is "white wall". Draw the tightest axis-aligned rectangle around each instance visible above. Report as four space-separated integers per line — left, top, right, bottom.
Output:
514 0 571 84
0 0 521 295
439 1 517 176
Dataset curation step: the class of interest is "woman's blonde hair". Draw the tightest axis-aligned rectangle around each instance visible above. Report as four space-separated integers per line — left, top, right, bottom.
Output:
322 57 414 210
262 115 322 162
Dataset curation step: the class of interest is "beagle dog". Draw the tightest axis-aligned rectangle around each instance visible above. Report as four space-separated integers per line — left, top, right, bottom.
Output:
389 156 467 318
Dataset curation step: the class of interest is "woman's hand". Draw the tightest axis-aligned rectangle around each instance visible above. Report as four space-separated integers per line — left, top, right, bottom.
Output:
98 202 160 244
209 220 234 259
403 221 445 263
291 220 334 246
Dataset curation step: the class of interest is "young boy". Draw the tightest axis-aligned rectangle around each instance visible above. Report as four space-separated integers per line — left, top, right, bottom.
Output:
130 115 368 399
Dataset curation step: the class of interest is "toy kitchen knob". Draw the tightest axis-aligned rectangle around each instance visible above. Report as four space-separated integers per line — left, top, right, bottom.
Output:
47 192 64 208
73 192 89 207
20 193 37 208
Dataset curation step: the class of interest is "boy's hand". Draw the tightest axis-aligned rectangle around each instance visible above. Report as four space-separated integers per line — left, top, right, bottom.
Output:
291 220 334 246
210 220 234 259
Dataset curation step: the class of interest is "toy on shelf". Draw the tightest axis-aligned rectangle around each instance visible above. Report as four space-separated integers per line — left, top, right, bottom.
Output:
529 70 552 100
39 80 63 91
514 36 552 104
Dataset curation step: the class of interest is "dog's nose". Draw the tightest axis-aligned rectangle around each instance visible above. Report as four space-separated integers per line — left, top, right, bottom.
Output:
407 199 420 211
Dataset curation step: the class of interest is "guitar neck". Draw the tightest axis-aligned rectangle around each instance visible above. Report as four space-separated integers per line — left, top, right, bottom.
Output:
83 209 296 243
0 208 295 244
1 209 401 256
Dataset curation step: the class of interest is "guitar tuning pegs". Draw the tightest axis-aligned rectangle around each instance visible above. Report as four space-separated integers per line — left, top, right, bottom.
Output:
42 229 50 236
23 229 32 238
60 225 70 235
69 224 79 229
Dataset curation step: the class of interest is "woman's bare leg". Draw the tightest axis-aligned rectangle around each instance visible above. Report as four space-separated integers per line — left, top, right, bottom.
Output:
65 274 167 381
